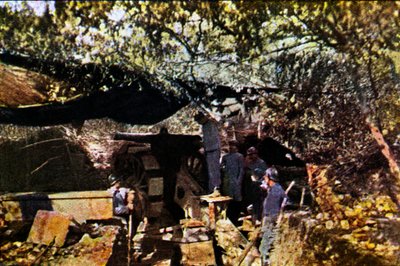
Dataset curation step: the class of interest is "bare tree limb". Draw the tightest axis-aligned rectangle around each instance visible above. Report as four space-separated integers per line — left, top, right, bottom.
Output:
30 155 62 175
20 138 66 150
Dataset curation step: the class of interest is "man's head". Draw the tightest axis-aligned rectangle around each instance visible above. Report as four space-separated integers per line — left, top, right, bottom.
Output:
108 174 121 188
251 167 265 181
264 167 279 185
246 146 259 161
228 140 239 153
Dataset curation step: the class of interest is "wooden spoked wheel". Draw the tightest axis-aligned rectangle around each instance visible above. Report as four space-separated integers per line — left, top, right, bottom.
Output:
124 154 146 189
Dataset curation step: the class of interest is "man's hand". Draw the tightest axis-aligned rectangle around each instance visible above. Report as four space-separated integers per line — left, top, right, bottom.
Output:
127 190 135 204
260 182 268 191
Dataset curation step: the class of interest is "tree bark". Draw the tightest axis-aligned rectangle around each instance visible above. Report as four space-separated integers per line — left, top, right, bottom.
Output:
367 119 400 208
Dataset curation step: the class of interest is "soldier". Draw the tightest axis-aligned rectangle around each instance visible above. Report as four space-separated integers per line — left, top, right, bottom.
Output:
194 111 222 193
107 175 137 263
107 174 134 221
244 147 267 216
259 167 286 266
221 140 244 224
250 167 266 223
245 147 267 171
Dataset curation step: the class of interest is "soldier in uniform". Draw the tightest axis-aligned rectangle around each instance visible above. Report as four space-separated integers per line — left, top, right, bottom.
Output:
107 174 134 221
221 140 244 224
194 112 222 193
259 167 286 265
244 147 267 218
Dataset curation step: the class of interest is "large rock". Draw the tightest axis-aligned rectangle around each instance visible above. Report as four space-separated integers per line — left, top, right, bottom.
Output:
27 210 71 247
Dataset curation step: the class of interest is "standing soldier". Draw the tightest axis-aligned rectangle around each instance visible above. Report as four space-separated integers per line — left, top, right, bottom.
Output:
221 140 244 224
259 167 286 266
245 147 268 172
194 111 222 193
250 167 266 223
244 147 267 219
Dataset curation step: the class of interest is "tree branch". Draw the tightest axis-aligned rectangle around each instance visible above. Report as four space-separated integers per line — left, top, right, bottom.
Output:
20 138 67 150
30 156 62 175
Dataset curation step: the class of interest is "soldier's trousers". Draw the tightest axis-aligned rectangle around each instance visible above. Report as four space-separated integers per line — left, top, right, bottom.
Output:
259 216 278 265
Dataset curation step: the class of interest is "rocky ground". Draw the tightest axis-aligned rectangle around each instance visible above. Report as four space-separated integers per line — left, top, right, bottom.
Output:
0 223 120 265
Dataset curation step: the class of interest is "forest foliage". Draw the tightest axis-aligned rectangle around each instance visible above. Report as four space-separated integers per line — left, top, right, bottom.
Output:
1 1 400 263
1 0 399 196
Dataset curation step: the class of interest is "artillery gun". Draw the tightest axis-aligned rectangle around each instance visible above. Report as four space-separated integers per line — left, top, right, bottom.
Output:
113 130 208 220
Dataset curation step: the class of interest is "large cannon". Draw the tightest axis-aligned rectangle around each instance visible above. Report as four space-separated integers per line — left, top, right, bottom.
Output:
113 130 208 219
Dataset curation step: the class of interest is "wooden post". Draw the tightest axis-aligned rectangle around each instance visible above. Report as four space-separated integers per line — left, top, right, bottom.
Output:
300 187 306 209
127 214 133 266
237 227 261 266
277 181 295 225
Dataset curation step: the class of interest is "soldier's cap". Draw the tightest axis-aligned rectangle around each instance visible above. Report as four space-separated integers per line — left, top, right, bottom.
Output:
253 168 265 179
247 146 258 155
108 174 121 186
265 167 279 182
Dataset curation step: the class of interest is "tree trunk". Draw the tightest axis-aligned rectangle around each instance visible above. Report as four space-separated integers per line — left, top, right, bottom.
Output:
367 119 400 208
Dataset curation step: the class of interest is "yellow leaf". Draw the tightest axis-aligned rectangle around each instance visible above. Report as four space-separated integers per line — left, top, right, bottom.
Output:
345 208 357 218
365 200 372 209
340 220 350 230
361 226 370 232
325 220 334 229
366 242 376 250
385 212 394 218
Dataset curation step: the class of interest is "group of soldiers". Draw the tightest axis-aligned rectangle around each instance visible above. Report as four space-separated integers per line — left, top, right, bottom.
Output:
195 112 287 265
221 142 268 223
220 141 286 265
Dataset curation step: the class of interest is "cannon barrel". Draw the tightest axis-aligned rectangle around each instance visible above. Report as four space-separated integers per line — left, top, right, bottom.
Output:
114 132 201 142
114 132 159 142
114 132 202 150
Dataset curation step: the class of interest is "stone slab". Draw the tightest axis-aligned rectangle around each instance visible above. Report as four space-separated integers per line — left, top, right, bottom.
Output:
27 210 71 247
